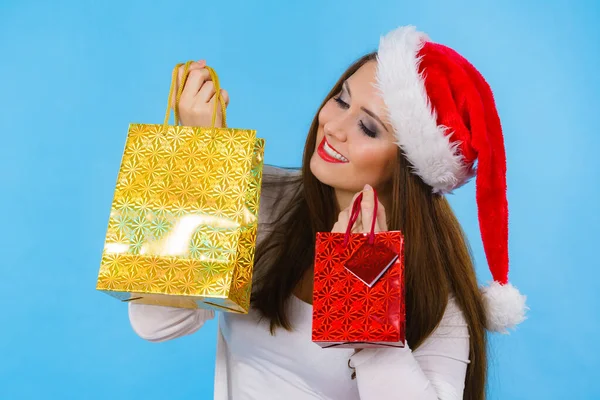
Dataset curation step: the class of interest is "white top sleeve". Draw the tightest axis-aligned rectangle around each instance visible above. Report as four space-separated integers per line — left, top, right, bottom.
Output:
128 303 214 342
350 297 470 400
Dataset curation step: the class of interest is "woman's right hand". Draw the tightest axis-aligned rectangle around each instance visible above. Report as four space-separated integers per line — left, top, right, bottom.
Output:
331 185 387 234
172 60 230 127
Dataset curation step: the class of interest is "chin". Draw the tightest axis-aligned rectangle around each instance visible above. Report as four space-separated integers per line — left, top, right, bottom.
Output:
309 151 356 192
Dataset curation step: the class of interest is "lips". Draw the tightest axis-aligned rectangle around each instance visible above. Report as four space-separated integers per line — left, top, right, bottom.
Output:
317 137 349 164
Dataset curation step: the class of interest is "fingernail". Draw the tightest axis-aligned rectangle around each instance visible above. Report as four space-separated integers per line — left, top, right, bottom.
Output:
364 184 372 191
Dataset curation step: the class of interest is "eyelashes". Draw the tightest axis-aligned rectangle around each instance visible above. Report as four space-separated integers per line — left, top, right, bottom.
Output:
358 121 376 138
333 97 377 138
333 96 348 108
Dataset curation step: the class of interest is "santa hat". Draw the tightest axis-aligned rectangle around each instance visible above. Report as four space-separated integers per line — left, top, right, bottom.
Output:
376 25 527 333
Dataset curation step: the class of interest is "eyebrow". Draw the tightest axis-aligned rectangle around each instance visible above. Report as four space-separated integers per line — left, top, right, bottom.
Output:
343 81 389 133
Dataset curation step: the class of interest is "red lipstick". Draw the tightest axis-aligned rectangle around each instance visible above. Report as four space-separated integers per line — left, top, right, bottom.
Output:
317 137 347 164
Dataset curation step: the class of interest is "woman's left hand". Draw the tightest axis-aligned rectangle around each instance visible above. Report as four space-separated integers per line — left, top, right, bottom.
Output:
332 184 388 234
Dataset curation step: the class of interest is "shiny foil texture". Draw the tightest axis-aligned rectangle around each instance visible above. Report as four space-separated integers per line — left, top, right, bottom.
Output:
312 231 405 348
96 124 265 313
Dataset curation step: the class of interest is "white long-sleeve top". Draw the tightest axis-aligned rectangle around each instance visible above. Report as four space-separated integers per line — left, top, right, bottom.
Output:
129 294 469 400
127 166 471 399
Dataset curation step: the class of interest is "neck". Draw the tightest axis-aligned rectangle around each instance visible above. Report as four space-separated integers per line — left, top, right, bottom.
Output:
334 188 357 211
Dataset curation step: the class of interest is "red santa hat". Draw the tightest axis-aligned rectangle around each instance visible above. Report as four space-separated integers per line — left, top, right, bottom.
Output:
376 25 527 333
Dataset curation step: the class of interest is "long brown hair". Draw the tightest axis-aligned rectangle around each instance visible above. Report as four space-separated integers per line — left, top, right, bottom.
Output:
251 53 488 400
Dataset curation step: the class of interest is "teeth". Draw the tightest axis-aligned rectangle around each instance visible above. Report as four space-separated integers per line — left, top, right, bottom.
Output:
324 141 348 162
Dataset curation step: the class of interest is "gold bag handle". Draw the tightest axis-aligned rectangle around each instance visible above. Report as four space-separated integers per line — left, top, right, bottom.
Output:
163 61 227 128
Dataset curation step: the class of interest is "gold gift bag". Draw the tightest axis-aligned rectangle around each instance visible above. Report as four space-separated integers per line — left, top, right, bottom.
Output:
96 61 265 313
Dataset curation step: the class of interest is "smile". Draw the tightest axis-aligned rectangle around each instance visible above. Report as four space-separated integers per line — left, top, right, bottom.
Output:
317 137 349 163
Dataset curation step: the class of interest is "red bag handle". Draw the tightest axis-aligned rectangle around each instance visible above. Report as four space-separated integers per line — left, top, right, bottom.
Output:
342 188 379 247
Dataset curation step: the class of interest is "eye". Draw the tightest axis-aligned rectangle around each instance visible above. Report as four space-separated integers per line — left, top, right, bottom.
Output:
333 95 378 138
359 121 377 138
334 96 349 109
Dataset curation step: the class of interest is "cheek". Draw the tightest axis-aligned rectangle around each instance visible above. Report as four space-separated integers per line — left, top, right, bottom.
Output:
318 101 336 125
351 143 397 179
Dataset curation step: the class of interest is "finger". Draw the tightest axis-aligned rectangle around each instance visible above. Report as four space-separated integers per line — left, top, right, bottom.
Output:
333 208 351 233
360 185 375 233
350 191 362 205
197 80 216 103
180 68 211 104
348 208 363 233
205 95 224 127
188 61 206 71
220 89 230 106
347 191 363 232
172 62 205 108
352 213 362 233
375 201 387 232
347 191 361 218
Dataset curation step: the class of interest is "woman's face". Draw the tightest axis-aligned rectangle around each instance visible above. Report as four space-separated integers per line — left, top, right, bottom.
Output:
310 61 398 197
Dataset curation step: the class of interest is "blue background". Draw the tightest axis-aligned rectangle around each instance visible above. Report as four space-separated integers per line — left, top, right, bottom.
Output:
1 0 598 399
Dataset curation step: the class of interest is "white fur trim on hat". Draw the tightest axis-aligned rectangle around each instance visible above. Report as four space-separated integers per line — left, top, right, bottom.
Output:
481 281 528 333
375 26 474 194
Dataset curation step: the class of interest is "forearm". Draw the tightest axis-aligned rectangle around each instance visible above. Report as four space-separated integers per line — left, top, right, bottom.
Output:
128 303 214 342
352 348 441 399
351 298 470 400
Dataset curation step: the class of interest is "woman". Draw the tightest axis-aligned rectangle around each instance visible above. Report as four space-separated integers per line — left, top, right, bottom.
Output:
129 25 527 400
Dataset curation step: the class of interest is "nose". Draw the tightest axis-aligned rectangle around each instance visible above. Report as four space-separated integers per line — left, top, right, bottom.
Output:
323 115 350 142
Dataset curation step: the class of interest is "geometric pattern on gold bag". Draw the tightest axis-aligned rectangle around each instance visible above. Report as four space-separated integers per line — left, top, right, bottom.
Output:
96 62 265 313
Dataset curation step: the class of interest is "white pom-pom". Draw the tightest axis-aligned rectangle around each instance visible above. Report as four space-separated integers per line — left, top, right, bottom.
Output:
481 281 528 333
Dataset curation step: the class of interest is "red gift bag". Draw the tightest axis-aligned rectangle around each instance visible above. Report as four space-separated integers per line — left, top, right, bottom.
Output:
312 190 406 348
